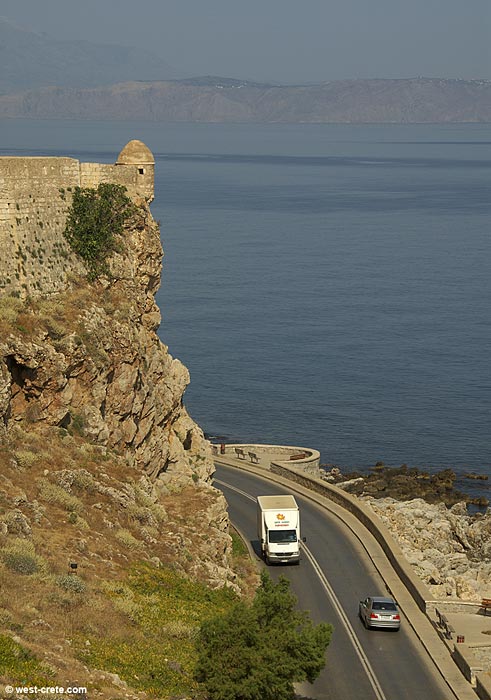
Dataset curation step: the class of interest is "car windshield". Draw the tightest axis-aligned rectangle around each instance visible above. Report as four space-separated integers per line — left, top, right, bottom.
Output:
268 530 297 543
372 601 397 611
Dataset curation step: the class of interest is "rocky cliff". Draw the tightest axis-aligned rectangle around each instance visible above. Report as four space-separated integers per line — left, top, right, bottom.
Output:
0 189 235 583
0 162 251 696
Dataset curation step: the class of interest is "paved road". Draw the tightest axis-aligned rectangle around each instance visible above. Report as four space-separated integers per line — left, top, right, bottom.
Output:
215 463 453 700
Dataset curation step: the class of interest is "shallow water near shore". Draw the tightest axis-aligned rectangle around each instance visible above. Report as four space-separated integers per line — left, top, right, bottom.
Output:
1 119 490 498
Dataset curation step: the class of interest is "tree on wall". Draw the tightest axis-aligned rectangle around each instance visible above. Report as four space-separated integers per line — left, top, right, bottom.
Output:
63 183 136 280
195 570 333 700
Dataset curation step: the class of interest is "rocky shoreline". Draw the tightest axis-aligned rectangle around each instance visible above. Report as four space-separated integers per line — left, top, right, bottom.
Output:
321 463 489 508
322 464 491 602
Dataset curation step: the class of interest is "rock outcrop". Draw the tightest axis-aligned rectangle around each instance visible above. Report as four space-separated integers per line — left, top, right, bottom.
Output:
362 497 491 601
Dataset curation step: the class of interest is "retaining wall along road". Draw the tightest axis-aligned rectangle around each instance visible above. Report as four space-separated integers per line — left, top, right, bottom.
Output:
269 460 430 611
214 448 487 700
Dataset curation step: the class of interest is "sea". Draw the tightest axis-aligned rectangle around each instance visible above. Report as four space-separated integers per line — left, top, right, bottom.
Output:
1 119 490 500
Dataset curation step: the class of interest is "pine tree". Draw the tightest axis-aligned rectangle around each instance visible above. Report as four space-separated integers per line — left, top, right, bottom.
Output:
195 570 333 700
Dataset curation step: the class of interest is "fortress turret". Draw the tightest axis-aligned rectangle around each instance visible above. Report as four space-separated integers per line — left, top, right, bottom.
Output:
115 139 155 203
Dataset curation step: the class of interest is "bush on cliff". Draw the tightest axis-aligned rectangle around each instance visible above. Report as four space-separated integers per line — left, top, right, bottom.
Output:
195 570 333 700
63 183 135 280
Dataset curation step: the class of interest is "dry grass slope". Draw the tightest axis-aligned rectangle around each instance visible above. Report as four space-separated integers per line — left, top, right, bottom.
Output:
0 425 258 699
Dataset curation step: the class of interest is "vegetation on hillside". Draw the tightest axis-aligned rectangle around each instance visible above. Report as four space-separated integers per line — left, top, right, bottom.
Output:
0 421 257 698
63 183 136 280
0 281 136 377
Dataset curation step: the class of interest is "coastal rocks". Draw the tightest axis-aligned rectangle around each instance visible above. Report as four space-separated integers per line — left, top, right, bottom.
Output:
362 496 491 601
322 463 489 507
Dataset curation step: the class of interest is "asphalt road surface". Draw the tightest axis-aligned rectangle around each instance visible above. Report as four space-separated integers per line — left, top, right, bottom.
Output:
214 463 453 700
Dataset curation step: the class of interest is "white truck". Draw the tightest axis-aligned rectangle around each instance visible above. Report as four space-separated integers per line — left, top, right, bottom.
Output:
257 494 303 565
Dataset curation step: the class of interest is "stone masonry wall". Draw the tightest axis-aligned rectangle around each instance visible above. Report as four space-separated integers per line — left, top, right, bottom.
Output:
0 141 154 298
0 156 84 298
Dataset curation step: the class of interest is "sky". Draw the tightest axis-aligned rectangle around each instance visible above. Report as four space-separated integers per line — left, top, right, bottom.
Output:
2 0 490 84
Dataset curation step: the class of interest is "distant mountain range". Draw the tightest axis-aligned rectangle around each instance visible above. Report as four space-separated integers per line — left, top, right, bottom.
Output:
1 18 490 123
1 76 490 123
0 17 172 93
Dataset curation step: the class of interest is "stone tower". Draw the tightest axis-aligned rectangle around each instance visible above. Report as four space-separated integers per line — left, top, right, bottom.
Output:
115 139 155 203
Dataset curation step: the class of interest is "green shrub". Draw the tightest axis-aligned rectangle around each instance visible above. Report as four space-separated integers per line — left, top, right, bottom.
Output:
195 571 333 700
1 539 47 575
0 295 23 324
63 183 136 280
56 574 86 593
230 531 248 558
160 620 197 639
70 468 96 491
68 412 86 437
0 608 13 626
14 449 39 468
3 551 39 575
102 581 141 622
38 479 83 513
115 529 143 551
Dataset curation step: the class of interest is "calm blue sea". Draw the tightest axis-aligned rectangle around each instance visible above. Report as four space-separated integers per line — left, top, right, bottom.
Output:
1 119 490 496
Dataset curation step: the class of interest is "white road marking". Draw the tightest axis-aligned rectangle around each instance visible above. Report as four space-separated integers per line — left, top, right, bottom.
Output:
215 477 388 700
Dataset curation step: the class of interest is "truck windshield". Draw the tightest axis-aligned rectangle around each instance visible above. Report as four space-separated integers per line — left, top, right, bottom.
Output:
268 530 297 543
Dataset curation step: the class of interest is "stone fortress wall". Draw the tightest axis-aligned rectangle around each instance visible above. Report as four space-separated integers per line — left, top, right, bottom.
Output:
0 140 155 298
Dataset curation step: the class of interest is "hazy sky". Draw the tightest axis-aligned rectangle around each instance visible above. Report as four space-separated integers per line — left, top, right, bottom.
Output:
2 0 490 83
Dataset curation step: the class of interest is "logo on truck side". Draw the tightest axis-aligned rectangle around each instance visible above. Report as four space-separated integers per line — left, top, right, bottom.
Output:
274 512 290 526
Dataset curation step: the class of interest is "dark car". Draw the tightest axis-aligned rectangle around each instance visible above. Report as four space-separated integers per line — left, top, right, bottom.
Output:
359 596 401 630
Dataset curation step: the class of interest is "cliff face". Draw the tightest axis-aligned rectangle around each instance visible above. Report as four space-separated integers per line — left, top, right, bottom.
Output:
0 146 254 697
0 148 236 590
2 203 212 486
